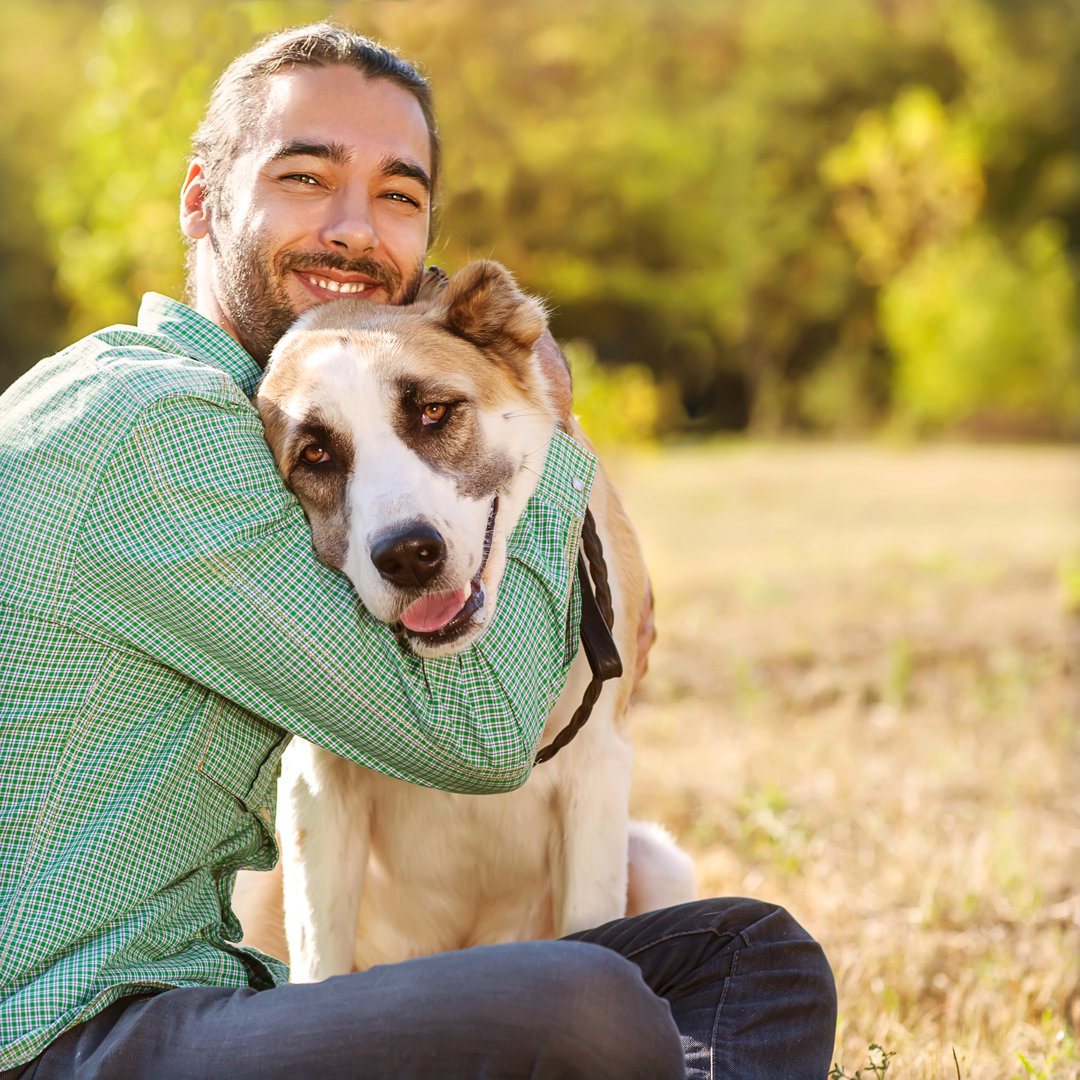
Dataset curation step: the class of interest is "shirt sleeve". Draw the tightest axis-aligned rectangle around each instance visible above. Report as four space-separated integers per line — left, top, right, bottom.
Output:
72 391 596 794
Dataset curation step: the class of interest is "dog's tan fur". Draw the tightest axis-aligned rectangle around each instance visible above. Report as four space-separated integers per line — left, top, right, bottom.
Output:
232 261 694 978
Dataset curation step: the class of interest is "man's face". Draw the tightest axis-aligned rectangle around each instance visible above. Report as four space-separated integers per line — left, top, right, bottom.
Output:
184 65 432 364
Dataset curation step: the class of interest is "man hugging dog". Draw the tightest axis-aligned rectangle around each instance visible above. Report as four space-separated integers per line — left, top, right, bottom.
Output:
0 23 836 1079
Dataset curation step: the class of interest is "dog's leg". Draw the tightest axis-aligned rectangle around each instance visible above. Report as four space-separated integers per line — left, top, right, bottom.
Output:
279 740 371 982
552 716 635 936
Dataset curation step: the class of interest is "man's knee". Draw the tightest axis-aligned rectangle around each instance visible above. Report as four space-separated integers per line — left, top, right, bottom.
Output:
725 899 833 975
715 898 838 1048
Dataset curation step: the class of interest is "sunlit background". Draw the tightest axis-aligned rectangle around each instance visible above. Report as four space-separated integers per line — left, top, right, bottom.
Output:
3 1 1078 1075
3 0 1079 439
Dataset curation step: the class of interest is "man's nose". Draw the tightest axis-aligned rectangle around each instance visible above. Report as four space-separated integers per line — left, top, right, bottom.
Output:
320 189 378 252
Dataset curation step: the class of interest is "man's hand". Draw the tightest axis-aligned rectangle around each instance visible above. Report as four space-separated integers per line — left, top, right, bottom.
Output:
414 264 449 308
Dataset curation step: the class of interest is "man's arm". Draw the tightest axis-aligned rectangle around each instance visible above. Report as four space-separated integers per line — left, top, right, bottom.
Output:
72 392 594 795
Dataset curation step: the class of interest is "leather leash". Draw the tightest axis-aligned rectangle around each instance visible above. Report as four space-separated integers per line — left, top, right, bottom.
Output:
534 508 622 765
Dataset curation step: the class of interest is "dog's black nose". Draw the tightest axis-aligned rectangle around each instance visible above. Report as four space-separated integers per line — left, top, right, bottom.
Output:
371 524 447 587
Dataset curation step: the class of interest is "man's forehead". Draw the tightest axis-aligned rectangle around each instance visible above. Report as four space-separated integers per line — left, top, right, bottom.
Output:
249 65 432 170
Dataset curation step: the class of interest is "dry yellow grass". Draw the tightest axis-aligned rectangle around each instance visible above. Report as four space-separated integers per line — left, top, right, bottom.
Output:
608 441 1078 1079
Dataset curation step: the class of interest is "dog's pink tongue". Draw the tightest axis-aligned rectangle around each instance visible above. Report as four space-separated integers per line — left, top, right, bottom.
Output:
400 585 471 633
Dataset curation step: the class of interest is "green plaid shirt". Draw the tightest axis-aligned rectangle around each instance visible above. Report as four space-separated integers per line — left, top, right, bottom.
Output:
0 293 594 1069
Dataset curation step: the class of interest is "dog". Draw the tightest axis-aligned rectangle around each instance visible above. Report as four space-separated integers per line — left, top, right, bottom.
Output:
232 260 694 981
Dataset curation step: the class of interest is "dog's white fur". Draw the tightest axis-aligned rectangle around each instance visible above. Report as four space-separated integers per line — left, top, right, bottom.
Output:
233 261 694 980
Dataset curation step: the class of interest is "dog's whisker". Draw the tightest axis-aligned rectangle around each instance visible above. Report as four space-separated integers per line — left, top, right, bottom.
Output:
502 410 551 421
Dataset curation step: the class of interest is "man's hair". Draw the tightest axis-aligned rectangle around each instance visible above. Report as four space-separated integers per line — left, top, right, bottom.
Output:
189 22 440 233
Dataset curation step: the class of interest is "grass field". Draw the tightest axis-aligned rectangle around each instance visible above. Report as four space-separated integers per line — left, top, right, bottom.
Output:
607 442 1078 1078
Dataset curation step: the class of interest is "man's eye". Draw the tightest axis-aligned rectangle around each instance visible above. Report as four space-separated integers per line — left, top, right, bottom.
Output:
282 173 320 187
301 445 331 464
422 403 449 426
384 191 420 208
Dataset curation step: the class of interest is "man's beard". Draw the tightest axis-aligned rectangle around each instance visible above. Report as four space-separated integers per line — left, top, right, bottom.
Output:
211 226 425 367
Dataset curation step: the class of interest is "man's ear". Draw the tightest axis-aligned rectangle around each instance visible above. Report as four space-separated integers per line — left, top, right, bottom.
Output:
437 261 547 361
180 161 210 241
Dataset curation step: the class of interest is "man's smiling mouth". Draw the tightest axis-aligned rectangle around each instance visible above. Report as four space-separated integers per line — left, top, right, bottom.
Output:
281 254 397 303
301 274 377 295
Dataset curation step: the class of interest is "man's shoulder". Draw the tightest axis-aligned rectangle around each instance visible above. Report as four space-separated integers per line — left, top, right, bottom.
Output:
0 309 273 608
4 309 256 427
81 322 250 405
0 311 263 509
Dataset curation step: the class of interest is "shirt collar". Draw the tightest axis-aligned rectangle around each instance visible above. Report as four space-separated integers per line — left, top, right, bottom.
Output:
136 293 264 399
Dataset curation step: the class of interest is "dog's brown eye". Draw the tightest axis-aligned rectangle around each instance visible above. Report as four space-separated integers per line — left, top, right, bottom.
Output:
422 403 448 425
302 445 330 465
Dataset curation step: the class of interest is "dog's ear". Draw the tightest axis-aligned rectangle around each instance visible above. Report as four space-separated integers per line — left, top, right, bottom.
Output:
436 261 547 361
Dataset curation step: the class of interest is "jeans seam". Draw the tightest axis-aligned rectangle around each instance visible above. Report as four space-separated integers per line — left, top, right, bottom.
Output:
621 927 736 962
710 947 738 1080
619 902 783 963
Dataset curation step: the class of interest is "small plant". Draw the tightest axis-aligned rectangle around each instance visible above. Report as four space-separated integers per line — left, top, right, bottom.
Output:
1014 1048 1070 1079
1011 1007 1079 1078
883 635 913 710
830 1044 896 1080
1058 552 1080 616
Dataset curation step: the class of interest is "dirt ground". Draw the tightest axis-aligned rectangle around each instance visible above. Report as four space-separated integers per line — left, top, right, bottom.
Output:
608 441 1078 1078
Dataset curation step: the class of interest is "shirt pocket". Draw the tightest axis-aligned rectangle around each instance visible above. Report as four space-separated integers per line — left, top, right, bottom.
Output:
196 696 290 813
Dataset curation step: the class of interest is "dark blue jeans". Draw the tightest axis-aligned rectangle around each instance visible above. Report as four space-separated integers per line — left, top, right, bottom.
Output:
7 899 836 1079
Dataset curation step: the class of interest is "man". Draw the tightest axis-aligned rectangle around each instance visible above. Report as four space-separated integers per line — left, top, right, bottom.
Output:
0 23 836 1079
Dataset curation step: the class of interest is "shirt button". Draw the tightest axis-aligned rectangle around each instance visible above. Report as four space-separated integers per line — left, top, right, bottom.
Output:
571 476 585 492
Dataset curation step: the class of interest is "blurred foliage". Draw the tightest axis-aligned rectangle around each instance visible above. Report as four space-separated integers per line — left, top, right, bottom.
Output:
1060 552 1080 617
564 341 681 448
881 222 1079 433
0 2 85 372
4 0 1079 437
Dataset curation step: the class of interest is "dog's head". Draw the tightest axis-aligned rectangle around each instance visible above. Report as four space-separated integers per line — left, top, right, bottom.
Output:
255 260 559 658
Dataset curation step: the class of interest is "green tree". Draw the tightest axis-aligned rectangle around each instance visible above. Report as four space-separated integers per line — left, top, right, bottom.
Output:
881 223 1079 433
10 0 1080 435
822 2 1080 435
0 0 95 385
371 0 909 431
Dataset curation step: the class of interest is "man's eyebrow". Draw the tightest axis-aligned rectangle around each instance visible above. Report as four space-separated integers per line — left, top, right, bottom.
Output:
380 157 432 194
264 144 431 194
268 140 352 166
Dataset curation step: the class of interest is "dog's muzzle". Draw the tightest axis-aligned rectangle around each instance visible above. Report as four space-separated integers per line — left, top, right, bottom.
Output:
389 496 499 648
